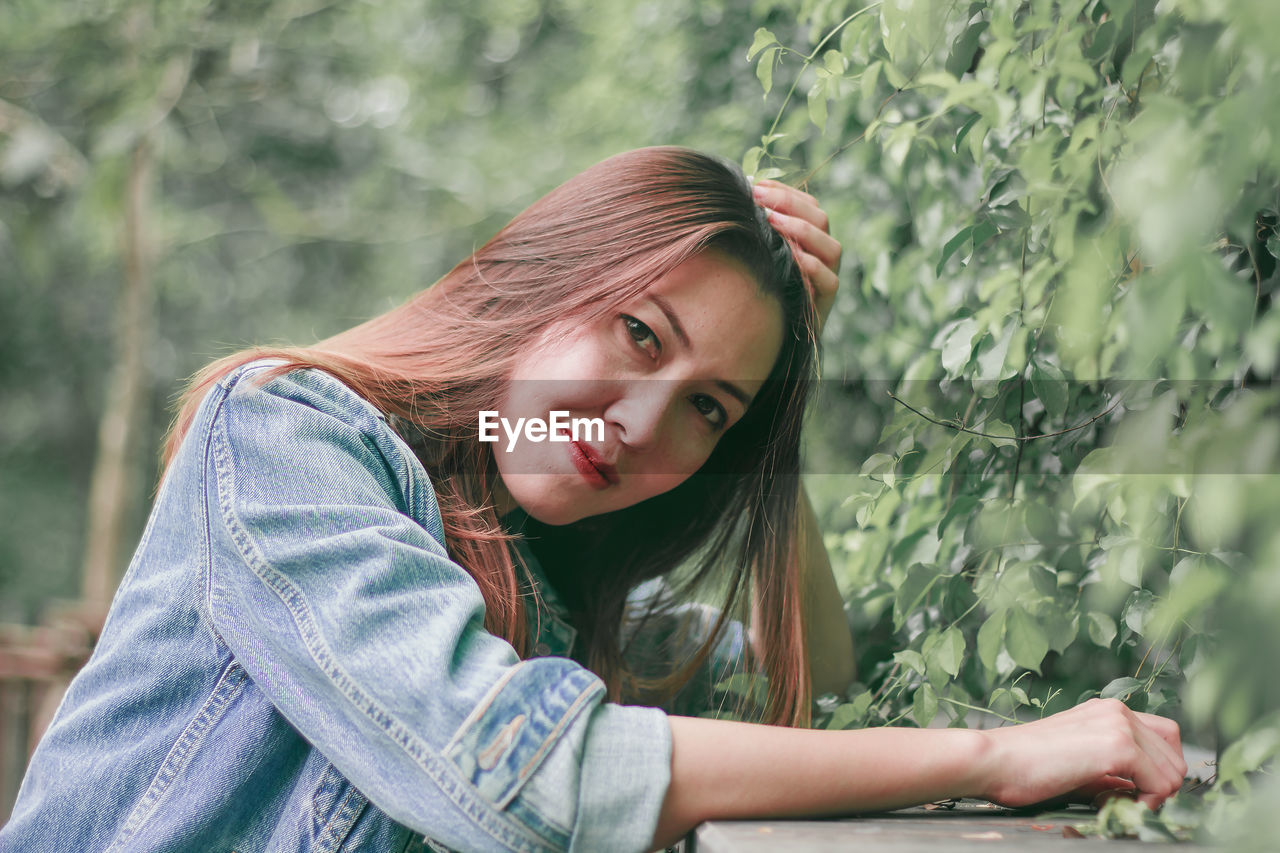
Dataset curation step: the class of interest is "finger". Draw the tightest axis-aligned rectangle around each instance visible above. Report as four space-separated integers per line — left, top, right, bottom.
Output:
1121 708 1186 786
1078 700 1182 804
1086 779 1137 807
1119 722 1184 805
793 249 839 297
754 178 819 210
1134 712 1186 774
753 182 828 233
765 208 843 274
1131 717 1187 794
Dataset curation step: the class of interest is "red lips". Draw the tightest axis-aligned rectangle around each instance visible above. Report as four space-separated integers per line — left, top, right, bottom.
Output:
569 440 619 488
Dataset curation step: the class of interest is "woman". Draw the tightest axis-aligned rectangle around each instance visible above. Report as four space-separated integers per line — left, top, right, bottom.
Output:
1 147 1185 853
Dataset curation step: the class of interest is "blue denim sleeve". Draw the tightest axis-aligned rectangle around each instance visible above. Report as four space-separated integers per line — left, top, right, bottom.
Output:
201 364 671 853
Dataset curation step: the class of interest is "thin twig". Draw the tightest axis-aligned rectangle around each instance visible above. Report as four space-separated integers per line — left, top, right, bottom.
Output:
761 3 885 160
940 695 1020 725
802 0 959 185
886 390 1123 441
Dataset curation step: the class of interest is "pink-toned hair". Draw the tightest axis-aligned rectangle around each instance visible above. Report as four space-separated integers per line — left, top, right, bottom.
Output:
163 147 819 725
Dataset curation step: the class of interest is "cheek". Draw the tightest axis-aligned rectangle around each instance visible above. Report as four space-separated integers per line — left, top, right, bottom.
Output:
650 427 720 480
511 322 619 381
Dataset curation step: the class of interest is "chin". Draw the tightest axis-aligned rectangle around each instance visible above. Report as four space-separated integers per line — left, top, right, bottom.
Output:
518 500 595 527
502 482 596 526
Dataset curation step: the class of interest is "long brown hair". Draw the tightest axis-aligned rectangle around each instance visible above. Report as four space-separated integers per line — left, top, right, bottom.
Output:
163 147 819 725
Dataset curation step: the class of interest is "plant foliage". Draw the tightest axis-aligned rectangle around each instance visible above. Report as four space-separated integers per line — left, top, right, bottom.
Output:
742 0 1279 842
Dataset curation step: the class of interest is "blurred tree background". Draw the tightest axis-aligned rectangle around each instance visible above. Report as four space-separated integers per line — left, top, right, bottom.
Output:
0 0 769 619
3 0 1279 843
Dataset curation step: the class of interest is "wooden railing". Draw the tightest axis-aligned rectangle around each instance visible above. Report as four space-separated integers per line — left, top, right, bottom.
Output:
0 602 104 822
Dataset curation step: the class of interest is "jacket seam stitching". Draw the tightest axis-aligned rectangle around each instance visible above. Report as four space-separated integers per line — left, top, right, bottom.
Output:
516 686 599 786
316 781 367 853
200 383 232 651
442 665 525 755
104 660 247 852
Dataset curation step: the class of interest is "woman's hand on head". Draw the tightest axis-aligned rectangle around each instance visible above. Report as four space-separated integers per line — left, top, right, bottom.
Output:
752 179 842 335
977 698 1187 811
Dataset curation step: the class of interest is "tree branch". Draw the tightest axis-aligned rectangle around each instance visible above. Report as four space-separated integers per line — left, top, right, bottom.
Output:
886 390 1123 442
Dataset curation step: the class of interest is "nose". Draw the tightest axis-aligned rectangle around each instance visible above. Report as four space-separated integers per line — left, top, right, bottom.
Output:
604 381 677 453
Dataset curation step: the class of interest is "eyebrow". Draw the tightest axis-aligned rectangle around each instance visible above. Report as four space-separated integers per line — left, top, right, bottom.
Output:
715 379 754 410
648 294 690 350
647 294 756 410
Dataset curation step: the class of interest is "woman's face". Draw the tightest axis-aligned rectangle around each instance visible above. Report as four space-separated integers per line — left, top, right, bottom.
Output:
491 249 784 525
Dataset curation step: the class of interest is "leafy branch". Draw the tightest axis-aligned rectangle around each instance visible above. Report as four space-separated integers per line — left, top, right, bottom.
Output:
885 390 1123 442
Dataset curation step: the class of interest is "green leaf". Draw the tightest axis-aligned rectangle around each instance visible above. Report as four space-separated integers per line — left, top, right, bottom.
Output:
1123 590 1157 635
1120 46 1153 88
746 27 778 61
941 572 978 623
826 691 873 730
974 321 1017 381
981 419 1017 448
939 317 979 375
977 609 1006 672
807 78 828 129
1100 676 1144 702
1105 541 1144 587
936 225 975 276
1029 564 1058 597
1006 607 1049 672
954 113 980 154
894 648 926 676
882 122 917 168
1030 356 1069 421
1267 232 1280 262
860 60 882 103
860 452 896 480
1085 19 1118 62
945 20 988 78
986 203 1029 230
882 60 910 90
742 146 763 178
914 683 939 727
894 563 938 629
1024 501 1058 543
1217 717 1280 786
1045 610 1078 654
937 495 979 538
756 46 778 95
924 626 965 678
1087 612 1117 648
970 220 998 253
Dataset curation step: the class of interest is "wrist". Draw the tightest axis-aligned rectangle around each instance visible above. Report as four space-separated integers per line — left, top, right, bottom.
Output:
964 728 999 802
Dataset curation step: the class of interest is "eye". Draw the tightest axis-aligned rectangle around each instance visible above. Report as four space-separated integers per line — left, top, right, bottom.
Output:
690 393 728 430
622 315 660 359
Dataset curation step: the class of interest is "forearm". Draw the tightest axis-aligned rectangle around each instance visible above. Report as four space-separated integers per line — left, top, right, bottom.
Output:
798 484 855 694
652 698 1189 850
652 715 988 848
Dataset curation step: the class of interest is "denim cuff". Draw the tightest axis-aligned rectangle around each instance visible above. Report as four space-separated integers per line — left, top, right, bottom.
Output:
570 703 672 853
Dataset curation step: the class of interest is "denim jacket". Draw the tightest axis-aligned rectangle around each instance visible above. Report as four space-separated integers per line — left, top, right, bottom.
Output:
1 361 746 853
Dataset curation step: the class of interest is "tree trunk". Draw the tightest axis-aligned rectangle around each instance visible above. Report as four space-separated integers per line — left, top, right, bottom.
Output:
79 138 153 606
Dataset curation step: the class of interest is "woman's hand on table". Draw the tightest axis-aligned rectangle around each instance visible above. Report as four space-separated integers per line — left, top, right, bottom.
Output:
978 698 1188 810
